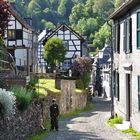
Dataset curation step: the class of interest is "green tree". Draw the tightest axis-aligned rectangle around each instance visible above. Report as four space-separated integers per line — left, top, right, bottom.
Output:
76 18 98 41
58 0 67 17
41 20 56 29
93 0 114 21
84 0 95 17
93 22 111 49
8 0 115 42
44 37 66 68
69 3 85 25
115 0 127 8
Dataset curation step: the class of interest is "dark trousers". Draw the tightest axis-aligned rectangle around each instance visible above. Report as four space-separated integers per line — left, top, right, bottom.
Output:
50 116 58 130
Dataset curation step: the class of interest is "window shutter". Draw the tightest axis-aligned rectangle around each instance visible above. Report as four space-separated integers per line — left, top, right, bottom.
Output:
115 24 118 53
117 73 120 101
123 21 127 52
117 24 120 53
112 24 116 52
129 18 132 52
138 76 140 110
126 18 132 53
114 71 116 97
138 76 140 92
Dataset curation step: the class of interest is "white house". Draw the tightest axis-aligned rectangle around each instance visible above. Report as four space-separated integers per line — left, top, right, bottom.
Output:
4 6 38 75
110 0 140 132
38 23 88 73
92 46 111 97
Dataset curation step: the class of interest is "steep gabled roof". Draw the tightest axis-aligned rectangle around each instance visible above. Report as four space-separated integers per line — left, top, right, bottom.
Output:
42 23 85 45
110 0 140 20
8 7 33 31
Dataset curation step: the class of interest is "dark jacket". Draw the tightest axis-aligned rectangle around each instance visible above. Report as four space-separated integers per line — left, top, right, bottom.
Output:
50 103 59 117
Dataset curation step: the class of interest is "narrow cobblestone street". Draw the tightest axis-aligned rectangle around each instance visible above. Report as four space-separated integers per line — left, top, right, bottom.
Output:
44 97 135 140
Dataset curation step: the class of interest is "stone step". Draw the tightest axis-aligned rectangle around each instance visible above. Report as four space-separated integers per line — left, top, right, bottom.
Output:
115 121 131 130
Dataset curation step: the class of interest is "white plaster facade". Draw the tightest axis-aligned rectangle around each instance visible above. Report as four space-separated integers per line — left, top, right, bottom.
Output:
4 7 38 74
110 0 140 132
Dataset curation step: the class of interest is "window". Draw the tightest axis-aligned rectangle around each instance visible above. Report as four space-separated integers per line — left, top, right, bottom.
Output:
114 71 116 97
113 23 120 53
138 76 140 111
7 30 15 40
123 18 132 53
7 29 23 40
114 71 120 101
64 41 69 50
116 24 120 53
137 12 140 48
116 72 120 101
16 30 23 39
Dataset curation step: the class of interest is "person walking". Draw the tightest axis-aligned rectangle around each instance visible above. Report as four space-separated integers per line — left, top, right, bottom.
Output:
50 98 59 131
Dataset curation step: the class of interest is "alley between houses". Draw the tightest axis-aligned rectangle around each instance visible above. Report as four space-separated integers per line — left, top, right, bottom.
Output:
44 97 135 140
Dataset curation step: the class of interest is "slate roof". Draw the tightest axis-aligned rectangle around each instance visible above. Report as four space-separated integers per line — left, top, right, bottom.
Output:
42 23 85 45
8 6 33 31
96 46 111 65
110 0 140 19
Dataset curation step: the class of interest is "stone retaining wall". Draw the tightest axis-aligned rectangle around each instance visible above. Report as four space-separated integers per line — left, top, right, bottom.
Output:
0 79 87 140
0 101 42 140
44 79 87 116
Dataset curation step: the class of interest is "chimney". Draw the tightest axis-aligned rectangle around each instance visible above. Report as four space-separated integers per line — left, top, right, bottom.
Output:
10 2 16 10
24 17 32 26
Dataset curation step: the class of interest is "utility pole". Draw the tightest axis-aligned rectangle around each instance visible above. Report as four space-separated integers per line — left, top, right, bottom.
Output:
107 21 114 118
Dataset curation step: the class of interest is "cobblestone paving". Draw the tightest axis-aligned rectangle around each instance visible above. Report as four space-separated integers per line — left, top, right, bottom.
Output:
44 97 135 140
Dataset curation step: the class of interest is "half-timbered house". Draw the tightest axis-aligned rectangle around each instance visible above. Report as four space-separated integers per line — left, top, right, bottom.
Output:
4 6 38 75
38 23 88 73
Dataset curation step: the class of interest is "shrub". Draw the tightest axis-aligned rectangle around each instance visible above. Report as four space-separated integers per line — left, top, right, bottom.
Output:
0 88 16 117
108 116 123 126
11 85 33 112
72 56 92 89
122 128 140 138
26 78 38 91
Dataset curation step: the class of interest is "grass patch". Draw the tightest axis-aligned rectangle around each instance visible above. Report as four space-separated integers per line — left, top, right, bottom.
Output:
27 118 51 140
35 79 61 96
107 116 123 127
35 78 84 95
59 102 94 119
75 88 83 93
122 128 140 139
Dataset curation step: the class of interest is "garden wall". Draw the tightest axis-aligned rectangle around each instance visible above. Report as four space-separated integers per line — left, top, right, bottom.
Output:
0 101 43 140
60 79 87 114
46 79 87 115
0 79 87 140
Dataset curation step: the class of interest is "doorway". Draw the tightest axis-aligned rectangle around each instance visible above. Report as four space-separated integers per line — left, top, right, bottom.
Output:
126 74 131 121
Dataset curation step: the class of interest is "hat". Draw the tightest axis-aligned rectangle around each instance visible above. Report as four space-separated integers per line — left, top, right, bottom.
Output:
52 98 56 102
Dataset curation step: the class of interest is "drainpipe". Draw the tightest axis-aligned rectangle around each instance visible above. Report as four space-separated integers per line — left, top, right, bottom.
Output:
107 21 115 118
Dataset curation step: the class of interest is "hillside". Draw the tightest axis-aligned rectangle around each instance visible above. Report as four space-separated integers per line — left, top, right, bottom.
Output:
9 0 126 51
